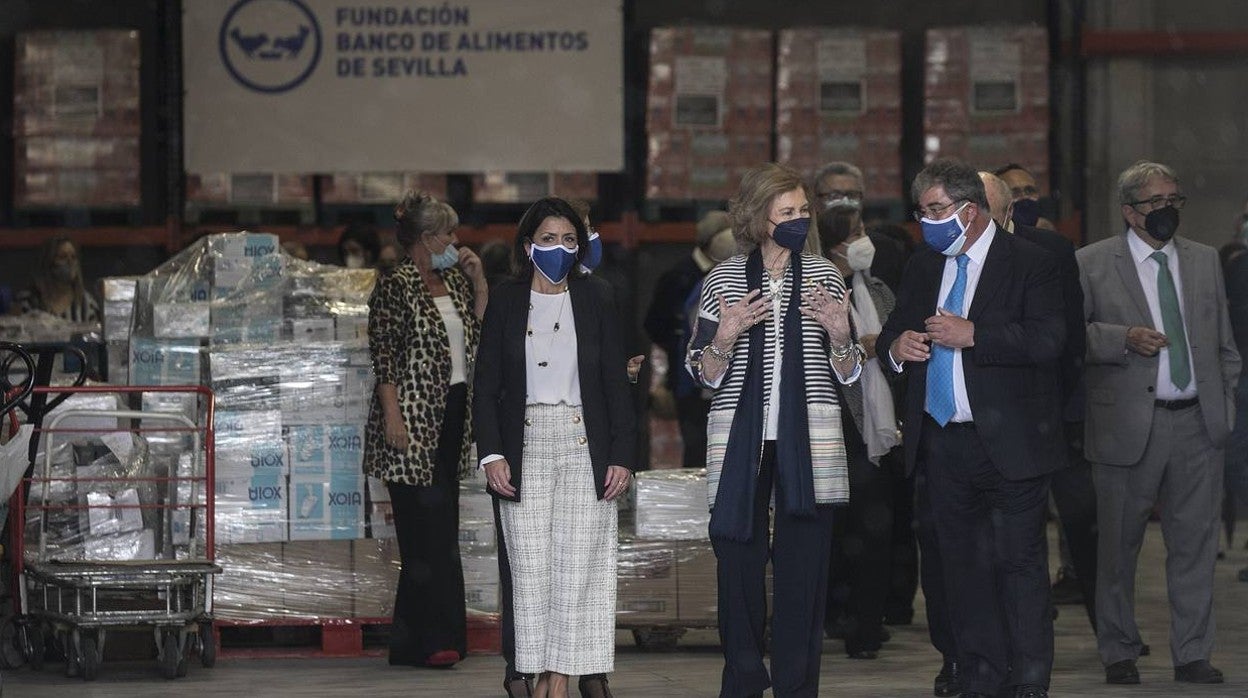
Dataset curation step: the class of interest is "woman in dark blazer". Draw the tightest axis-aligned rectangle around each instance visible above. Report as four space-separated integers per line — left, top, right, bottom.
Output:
473 197 636 698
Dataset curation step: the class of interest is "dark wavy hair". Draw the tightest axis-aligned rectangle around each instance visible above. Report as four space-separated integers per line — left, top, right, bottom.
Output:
510 197 589 280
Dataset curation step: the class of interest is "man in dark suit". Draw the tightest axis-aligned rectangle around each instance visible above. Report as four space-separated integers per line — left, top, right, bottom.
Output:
1078 161 1239 686
877 159 1066 698
981 171 1098 630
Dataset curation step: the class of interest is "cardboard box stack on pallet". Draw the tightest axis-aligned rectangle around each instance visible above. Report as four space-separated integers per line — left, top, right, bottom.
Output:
470 172 599 204
646 27 774 201
13 30 141 208
621 469 769 629
923 26 1049 179
320 173 449 204
776 28 903 200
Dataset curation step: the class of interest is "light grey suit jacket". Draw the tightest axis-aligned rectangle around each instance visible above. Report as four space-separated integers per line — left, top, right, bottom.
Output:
1077 232 1240 466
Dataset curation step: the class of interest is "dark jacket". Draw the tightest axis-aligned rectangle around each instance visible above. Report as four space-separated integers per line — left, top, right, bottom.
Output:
644 255 705 391
1013 224 1086 422
877 229 1067 480
473 274 637 501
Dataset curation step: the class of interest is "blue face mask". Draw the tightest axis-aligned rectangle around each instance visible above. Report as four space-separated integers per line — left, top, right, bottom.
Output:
920 202 971 256
529 243 579 284
430 243 458 271
581 231 603 271
1011 198 1041 228
770 217 810 252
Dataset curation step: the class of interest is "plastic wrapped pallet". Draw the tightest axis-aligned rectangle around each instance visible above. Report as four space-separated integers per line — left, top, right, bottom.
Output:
634 468 710 540
923 26 1050 181
645 27 774 200
616 536 679 624
120 232 384 620
776 28 902 200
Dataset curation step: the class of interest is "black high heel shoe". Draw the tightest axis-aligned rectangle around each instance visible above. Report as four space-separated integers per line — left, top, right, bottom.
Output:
578 673 613 698
504 673 533 697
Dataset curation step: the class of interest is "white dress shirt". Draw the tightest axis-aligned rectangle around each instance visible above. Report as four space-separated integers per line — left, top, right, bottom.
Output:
888 222 998 423
1125 230 1198 400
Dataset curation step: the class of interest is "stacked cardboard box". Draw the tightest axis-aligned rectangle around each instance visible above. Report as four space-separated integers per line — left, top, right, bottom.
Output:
321 173 449 204
776 29 903 200
646 27 774 201
13 30 140 206
923 26 1049 179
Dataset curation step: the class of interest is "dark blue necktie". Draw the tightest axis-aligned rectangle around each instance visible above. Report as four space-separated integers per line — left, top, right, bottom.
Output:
926 254 970 426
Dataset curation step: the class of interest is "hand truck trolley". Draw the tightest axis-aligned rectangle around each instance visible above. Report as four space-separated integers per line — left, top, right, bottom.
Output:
10 384 220 681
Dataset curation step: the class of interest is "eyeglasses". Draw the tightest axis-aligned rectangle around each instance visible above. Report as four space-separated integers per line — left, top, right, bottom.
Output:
1127 195 1187 212
912 200 966 221
1010 185 1040 198
817 189 864 202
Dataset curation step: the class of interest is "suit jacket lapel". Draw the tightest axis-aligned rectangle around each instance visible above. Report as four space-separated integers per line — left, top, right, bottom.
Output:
1112 234 1154 325
1175 237 1200 327
569 276 593 386
968 233 1010 321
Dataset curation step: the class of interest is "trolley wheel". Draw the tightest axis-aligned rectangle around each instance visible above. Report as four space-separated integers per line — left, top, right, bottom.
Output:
0 617 24 669
160 630 179 680
199 622 216 668
20 623 44 670
631 627 685 652
80 635 99 682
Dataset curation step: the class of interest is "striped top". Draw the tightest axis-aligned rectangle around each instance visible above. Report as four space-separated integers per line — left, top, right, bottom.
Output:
686 252 852 508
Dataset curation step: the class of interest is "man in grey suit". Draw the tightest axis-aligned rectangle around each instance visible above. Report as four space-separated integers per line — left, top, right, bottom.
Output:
1078 160 1240 686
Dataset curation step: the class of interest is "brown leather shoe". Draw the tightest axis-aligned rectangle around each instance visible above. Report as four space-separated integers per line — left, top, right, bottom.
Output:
578 673 613 698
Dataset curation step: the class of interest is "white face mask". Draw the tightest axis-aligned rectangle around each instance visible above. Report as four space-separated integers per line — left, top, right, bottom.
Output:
845 236 876 272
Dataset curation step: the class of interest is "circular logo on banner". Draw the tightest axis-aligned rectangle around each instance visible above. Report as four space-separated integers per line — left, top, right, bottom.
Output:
219 0 322 94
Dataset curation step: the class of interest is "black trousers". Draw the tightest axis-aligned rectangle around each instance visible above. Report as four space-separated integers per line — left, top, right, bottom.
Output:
712 442 836 698
922 418 1053 695
676 393 711 468
915 465 957 663
826 413 897 655
884 469 919 624
1050 421 1098 629
386 383 467 665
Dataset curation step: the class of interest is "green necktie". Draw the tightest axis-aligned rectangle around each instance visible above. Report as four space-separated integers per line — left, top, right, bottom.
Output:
1149 250 1191 390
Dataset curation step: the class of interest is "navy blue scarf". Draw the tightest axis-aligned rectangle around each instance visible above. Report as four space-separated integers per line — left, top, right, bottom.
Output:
708 249 816 542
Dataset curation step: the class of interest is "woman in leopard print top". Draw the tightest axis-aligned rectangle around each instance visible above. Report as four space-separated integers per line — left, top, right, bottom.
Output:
364 191 487 668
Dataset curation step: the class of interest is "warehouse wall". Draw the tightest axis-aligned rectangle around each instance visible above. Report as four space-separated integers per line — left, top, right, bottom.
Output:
1084 0 1248 247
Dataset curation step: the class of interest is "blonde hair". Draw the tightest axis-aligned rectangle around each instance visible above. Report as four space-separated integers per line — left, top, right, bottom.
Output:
394 191 459 247
729 163 821 256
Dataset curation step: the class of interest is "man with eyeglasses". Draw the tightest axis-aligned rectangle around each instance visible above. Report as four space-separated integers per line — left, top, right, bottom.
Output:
994 163 1057 232
877 159 1066 698
813 161 909 293
1077 160 1239 686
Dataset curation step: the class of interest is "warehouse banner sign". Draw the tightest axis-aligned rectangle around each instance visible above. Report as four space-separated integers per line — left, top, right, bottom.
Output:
184 0 623 173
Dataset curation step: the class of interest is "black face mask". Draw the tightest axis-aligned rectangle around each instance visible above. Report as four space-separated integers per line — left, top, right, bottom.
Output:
1144 206 1180 242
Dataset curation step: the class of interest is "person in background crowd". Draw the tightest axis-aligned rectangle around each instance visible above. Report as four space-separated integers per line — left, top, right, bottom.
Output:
994 163 1058 232
363 192 487 669
1079 161 1239 686
813 161 908 293
878 159 1065 698
568 198 644 381
812 160 919 630
474 197 636 698
16 236 100 324
339 222 381 269
645 209 733 468
688 163 862 698
377 232 402 274
1226 193 1248 585
982 171 1098 629
281 239 310 261
818 205 904 661
480 239 515 289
